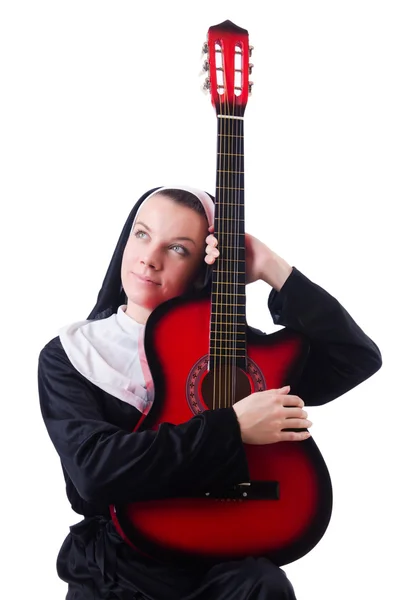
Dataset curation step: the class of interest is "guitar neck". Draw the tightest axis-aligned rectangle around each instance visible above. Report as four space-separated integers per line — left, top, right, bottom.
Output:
209 114 247 370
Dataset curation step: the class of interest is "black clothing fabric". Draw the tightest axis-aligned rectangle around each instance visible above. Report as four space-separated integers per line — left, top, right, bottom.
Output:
38 188 382 599
57 516 296 599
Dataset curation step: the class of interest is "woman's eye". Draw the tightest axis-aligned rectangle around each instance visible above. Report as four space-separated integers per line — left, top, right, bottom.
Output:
171 244 188 255
134 230 147 239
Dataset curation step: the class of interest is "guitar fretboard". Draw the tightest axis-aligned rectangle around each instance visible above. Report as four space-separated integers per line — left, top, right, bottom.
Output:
209 115 247 370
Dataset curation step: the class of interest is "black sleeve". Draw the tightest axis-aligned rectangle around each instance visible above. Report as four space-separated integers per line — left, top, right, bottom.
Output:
38 339 249 505
266 267 382 406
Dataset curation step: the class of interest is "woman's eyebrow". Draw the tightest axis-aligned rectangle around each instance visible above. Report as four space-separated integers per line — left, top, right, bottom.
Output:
134 220 151 231
135 221 196 245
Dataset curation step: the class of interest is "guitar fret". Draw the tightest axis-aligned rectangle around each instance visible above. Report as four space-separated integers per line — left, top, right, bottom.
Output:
218 133 244 140
216 185 244 190
214 217 244 222
213 280 245 284
211 325 246 329
215 232 245 237
210 332 246 337
212 279 245 283
211 343 246 347
216 245 245 249
211 322 246 326
210 353 246 357
211 338 246 342
212 304 246 308
213 269 245 274
217 153 244 157
210 348 246 352
212 314 245 318
212 292 245 297
210 338 246 342
210 321 246 326
213 287 245 291
213 283 245 287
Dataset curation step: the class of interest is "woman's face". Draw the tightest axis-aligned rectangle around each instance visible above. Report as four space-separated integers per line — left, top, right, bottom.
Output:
121 193 208 323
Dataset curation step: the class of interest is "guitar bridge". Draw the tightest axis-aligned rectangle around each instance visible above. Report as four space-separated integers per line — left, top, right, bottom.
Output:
203 481 279 501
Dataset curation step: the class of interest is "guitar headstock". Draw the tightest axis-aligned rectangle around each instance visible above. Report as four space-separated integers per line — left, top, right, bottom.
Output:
202 20 253 117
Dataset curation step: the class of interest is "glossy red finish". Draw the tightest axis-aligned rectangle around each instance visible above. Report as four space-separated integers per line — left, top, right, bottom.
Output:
207 21 250 115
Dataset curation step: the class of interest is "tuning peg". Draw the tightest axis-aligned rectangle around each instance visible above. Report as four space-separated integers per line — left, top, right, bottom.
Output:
249 45 254 57
248 63 254 75
248 81 254 94
202 60 210 72
202 77 211 92
202 41 209 55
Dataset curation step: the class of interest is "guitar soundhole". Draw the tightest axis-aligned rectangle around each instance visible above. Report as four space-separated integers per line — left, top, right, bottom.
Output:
186 356 266 414
201 367 251 410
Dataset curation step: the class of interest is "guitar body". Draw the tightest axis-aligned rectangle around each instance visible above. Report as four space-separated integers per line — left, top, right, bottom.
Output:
111 294 333 566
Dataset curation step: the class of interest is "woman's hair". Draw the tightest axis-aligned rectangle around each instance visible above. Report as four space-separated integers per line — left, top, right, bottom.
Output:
155 188 207 219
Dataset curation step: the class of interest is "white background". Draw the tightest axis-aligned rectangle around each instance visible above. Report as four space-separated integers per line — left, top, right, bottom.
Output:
1 1 395 598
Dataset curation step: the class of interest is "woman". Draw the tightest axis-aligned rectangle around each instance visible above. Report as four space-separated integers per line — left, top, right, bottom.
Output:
38 185 382 599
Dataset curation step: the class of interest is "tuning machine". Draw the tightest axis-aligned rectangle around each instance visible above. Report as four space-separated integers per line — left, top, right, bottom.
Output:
201 40 210 77
248 81 254 95
202 77 211 93
249 45 254 57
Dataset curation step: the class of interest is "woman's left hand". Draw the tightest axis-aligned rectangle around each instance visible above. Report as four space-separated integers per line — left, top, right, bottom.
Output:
205 225 293 290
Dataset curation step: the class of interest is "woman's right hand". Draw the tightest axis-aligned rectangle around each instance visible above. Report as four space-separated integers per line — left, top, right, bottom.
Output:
232 385 312 445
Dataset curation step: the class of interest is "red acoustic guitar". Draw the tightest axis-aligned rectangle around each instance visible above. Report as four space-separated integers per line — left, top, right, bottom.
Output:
110 19 332 566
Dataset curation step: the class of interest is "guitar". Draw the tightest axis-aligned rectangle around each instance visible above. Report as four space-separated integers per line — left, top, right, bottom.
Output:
110 19 333 566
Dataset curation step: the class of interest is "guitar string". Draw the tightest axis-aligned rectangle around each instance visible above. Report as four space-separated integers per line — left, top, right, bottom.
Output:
226 80 231 408
221 72 228 409
235 100 242 405
238 108 244 402
228 58 237 408
216 101 222 409
227 59 234 408
230 92 236 406
233 57 240 407
231 52 241 408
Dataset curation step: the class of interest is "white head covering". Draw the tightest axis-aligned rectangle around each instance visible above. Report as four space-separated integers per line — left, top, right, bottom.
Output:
130 185 215 231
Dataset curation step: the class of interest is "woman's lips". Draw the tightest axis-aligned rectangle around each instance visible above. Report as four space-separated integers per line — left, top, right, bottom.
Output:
132 272 160 285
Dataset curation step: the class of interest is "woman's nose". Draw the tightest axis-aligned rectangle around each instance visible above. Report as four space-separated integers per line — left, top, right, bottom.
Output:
140 246 161 269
